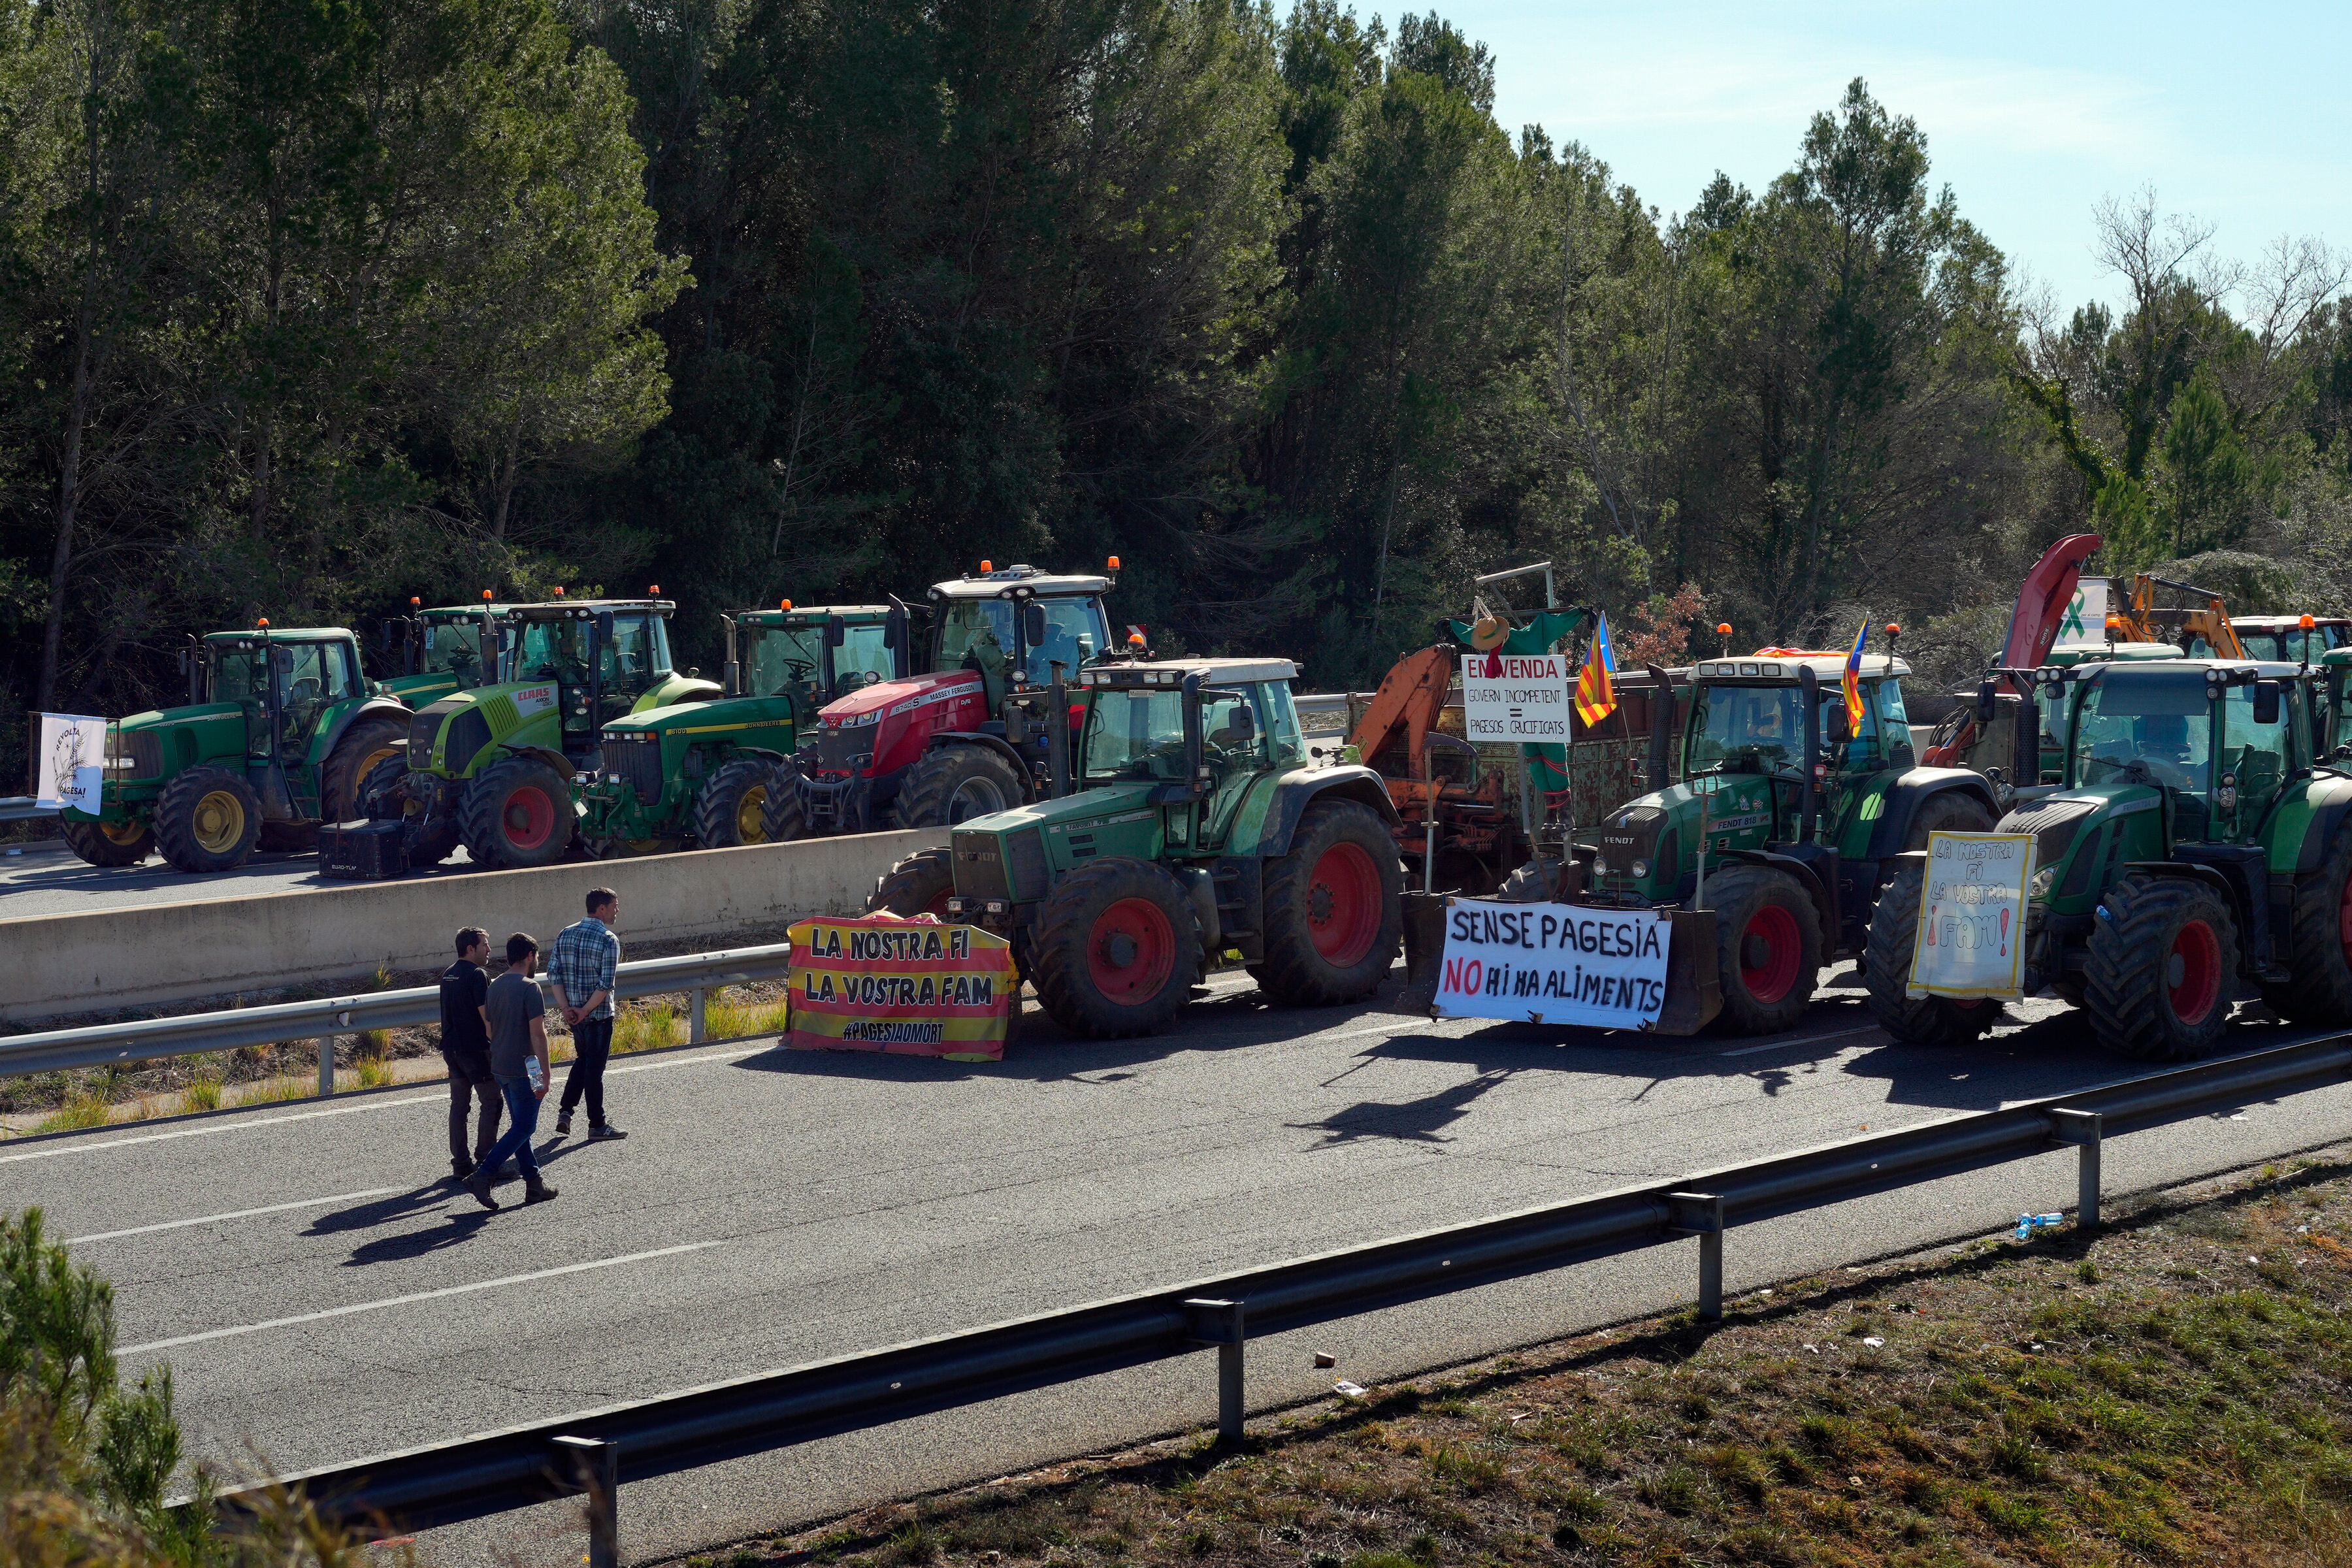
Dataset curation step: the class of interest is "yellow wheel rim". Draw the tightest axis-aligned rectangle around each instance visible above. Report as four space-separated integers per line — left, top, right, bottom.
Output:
99 819 147 847
359 744 400 783
738 784 770 843
192 790 246 854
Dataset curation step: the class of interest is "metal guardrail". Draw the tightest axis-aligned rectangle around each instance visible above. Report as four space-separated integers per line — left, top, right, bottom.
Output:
199 1030 2352 1558
0 795 56 823
0 943 796 1090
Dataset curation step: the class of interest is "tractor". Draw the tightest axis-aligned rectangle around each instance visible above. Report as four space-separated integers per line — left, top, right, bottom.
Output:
356 596 719 872
864 656 1405 1038
576 600 912 855
784 561 1119 834
56 624 412 872
1867 656 2352 1060
374 596 510 707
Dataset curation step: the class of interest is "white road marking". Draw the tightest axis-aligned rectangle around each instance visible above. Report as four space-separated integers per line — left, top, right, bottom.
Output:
64 1188 401 1245
1719 1025 1880 1058
118 1240 723 1356
610 1047 766 1075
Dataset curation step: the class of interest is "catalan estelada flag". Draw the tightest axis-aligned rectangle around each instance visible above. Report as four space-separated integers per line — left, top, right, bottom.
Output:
1574 612 1619 725
1842 617 1869 737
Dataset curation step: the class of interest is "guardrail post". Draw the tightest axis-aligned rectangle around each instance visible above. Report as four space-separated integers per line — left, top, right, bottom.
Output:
1667 1192 1725 1320
551 1435 619 1568
2050 1108 2103 1230
690 987 707 1044
1183 1298 1246 1445
316 1037 335 1097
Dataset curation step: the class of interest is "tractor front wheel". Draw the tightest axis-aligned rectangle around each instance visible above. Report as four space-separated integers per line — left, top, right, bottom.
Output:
1254 800 1404 1007
696 758 795 849
60 814 153 868
322 715 408 823
459 757 576 870
1900 789 1996 851
152 766 263 873
1708 864 1823 1035
1862 859 1999 1047
2085 873 2238 1060
2264 824 2352 1026
1032 859 1202 1037
359 753 458 866
889 743 1026 829
868 847 956 918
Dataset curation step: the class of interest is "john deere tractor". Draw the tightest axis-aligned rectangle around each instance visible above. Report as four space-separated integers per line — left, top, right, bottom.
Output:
57 625 412 872
1869 657 2352 1059
374 597 508 708
359 596 718 871
1569 643 2000 1034
577 601 911 855
866 656 1405 1037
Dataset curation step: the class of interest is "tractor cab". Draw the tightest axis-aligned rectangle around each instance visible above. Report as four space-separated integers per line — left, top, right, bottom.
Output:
193 629 370 774
2232 615 2350 666
727 602 911 728
378 599 508 706
929 564 1115 696
502 598 690 752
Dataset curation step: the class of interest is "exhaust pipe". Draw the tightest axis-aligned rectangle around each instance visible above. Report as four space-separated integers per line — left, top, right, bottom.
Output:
1797 665 1820 840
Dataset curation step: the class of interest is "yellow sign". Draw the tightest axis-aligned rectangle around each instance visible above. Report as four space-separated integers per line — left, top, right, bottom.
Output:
787 915 1019 1062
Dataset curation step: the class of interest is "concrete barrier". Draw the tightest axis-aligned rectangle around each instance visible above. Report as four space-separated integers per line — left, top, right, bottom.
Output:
0 830 943 1025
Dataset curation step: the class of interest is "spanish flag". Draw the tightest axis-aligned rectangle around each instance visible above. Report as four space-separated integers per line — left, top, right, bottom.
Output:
1842 617 1869 738
1574 612 1619 726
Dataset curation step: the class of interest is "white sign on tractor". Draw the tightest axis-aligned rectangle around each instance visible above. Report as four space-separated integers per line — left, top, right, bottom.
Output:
35 712 107 811
1906 830 2036 1000
2055 580 2109 643
1431 899 1674 1030
1462 652 1573 742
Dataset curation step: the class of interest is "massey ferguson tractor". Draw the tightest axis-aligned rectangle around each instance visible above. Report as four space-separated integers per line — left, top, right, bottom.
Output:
780 561 1119 834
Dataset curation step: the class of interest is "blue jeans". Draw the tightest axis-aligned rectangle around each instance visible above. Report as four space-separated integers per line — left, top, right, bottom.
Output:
478 1075 544 1182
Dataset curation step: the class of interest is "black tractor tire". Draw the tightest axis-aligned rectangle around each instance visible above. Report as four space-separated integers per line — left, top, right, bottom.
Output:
1862 858 2001 1047
762 774 815 843
59 814 153 867
1901 789 1997 850
356 753 409 819
2083 872 2239 1060
459 756 577 870
321 715 408 823
2263 824 2352 1026
694 757 796 849
888 743 1026 829
1254 799 1405 1007
1030 859 1203 1037
868 846 957 918
361 752 460 866
152 766 263 873
1708 864 1824 1036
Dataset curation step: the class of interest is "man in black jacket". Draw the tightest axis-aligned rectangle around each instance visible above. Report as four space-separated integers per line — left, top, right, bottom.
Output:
439 927 502 1179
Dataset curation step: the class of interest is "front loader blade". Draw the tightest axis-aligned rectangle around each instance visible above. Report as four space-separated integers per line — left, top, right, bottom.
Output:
1649 907 1723 1036
1392 890 1450 1015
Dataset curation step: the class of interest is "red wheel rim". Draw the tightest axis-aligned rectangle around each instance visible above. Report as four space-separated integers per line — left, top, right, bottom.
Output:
502 784 556 851
1088 897 1175 1005
2168 918 2222 1026
1739 903 1803 1005
1307 841 1382 966
929 885 955 918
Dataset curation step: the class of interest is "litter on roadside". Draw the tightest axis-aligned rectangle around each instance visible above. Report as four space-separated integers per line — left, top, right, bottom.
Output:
1332 1380 1367 1399
2014 1212 2064 1241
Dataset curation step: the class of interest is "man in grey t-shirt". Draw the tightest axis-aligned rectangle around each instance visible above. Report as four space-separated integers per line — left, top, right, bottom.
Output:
466 933 559 1209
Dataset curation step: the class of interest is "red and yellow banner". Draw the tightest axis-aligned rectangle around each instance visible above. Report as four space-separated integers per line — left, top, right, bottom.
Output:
785 914 1019 1062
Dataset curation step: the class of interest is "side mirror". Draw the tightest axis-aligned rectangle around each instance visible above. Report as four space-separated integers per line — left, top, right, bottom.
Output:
1974 677 1998 726
826 616 846 648
1022 601 1048 647
2254 679 2282 725
1826 707 1852 743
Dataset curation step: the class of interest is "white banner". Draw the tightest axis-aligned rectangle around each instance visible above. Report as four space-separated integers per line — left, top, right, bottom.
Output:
1906 830 2036 1000
2055 581 2108 643
1431 900 1673 1030
1462 652 1573 743
35 712 107 812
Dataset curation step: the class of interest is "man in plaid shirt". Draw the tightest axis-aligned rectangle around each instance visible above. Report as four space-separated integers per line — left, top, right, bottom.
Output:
549 887 627 1140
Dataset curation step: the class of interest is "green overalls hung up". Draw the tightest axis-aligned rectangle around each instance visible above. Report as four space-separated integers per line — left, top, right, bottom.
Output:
1447 608 1592 793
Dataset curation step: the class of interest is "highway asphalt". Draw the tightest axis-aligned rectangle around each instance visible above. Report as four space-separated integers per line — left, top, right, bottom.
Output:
8 968 2346 1567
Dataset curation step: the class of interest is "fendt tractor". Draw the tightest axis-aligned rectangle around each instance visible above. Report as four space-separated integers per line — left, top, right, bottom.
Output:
576 600 912 855
866 655 1405 1038
783 561 1120 835
1869 656 2352 1060
356 595 719 872
57 623 412 872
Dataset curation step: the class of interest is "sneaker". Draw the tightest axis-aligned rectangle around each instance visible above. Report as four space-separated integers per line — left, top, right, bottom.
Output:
522 1180 559 1203
553 1114 573 1137
587 1124 628 1141
463 1170 500 1211
451 1156 476 1181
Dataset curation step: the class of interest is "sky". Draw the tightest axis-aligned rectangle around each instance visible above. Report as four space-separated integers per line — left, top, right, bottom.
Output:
1387 1 2350 316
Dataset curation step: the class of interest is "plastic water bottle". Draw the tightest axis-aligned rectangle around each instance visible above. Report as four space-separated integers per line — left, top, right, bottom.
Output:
2014 1212 2063 1241
526 1056 545 1094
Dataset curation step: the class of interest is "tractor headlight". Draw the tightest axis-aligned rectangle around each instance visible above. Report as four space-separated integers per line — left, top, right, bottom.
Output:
2029 865 2056 901
1631 859 1651 880
1593 855 1610 877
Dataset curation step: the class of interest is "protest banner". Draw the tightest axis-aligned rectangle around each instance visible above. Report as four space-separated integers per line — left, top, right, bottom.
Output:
2056 580 2108 642
786 914 1019 1061
1462 652 1574 743
1906 830 2036 1000
34 713 106 812
1431 899 1674 1030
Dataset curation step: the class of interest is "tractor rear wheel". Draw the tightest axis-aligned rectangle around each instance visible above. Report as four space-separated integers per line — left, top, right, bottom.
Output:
1708 864 1823 1035
1254 800 1403 1007
459 757 576 870
1031 859 1202 1037
889 743 1025 829
321 715 407 823
2084 872 2238 1060
868 847 956 918
2263 824 2352 1026
1901 789 1996 850
59 814 153 867
152 766 263 873
1862 859 2000 1047
695 758 795 849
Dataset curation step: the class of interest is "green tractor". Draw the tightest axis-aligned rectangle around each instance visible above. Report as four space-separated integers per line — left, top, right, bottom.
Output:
374 596 510 708
1868 656 2352 1059
359 596 719 871
866 656 1406 1037
57 624 413 872
1567 644 2001 1033
577 601 911 855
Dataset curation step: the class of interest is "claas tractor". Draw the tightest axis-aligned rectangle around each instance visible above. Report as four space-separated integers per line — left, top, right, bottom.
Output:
789 561 1118 834
865 656 1405 1037
1869 656 2352 1060
577 600 911 855
358 596 719 871
57 623 412 872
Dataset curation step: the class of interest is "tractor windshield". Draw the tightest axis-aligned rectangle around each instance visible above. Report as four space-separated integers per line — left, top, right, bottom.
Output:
836 622 894 691
1684 685 1804 777
939 596 1108 685
420 617 491 678
516 613 671 693
746 624 827 699
208 647 269 707
2071 670 2214 821
1081 688 1189 782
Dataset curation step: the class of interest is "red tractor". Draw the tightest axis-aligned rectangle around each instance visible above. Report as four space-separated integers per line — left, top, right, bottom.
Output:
776 561 1120 834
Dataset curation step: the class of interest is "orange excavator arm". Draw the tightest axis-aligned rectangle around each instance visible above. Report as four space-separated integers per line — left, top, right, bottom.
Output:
2117 575 2246 657
1347 644 1453 778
